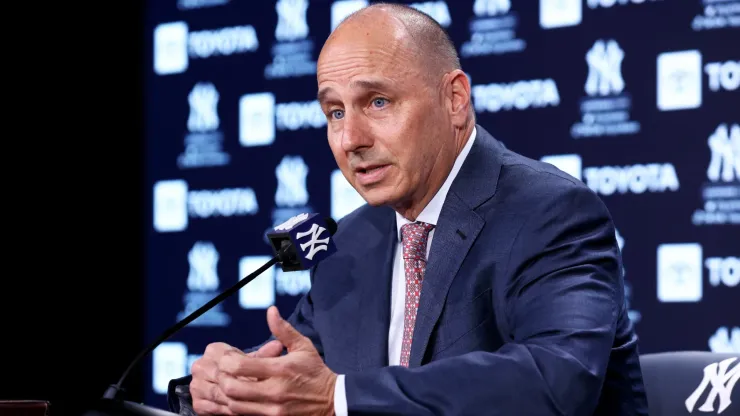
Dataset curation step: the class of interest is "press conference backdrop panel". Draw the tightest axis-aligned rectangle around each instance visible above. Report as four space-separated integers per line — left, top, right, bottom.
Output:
144 0 739 409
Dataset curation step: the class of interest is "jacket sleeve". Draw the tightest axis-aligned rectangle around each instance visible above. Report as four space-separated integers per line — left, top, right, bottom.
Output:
166 268 324 414
343 183 624 416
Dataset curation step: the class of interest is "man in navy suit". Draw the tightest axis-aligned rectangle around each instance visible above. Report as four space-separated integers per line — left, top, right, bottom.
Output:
168 3 649 415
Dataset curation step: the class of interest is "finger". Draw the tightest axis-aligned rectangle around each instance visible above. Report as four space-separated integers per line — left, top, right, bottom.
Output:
192 356 221 383
192 398 235 416
219 353 287 379
254 339 284 358
267 306 310 352
204 342 239 358
228 398 283 416
210 380 233 407
236 342 282 383
220 374 278 402
190 378 230 406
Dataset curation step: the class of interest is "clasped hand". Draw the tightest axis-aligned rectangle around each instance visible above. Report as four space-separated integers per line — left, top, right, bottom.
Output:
189 306 337 416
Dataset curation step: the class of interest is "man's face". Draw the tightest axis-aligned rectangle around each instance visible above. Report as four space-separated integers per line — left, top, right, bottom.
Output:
317 24 451 210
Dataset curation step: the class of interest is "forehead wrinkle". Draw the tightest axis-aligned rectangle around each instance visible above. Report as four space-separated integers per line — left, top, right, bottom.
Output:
318 43 420 91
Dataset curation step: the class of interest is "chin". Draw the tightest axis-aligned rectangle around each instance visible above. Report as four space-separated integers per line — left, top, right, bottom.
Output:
358 187 398 207
359 193 387 207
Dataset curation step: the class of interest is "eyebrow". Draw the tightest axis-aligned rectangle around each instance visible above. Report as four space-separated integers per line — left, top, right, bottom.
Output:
317 79 393 103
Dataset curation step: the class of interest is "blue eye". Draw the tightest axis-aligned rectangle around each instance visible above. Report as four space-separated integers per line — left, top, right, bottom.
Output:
331 109 345 119
373 98 388 108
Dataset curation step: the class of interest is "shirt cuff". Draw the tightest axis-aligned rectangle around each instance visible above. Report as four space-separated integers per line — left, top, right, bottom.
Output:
334 374 348 416
174 384 197 416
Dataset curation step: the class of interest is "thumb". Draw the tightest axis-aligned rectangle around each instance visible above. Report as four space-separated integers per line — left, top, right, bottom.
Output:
267 306 310 352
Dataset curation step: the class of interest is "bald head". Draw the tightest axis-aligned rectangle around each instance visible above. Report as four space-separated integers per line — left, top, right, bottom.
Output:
326 3 461 84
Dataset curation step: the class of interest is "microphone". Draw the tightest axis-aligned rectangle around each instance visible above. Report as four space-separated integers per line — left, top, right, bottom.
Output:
84 214 338 416
266 212 338 272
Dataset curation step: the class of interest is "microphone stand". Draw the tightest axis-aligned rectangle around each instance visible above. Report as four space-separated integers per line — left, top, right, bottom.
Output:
83 242 295 416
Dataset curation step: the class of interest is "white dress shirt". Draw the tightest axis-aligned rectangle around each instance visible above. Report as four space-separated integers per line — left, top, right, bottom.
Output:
334 127 477 416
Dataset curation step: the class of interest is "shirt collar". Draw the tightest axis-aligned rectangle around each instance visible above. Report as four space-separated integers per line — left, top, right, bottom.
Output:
396 126 477 240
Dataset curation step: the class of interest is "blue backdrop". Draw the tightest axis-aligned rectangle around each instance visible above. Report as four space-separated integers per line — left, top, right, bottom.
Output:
143 0 739 410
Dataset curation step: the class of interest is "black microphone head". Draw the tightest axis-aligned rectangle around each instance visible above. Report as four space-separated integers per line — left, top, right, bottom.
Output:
324 217 338 235
267 213 338 272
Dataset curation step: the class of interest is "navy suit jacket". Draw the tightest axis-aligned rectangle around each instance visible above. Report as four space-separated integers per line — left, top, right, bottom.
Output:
168 125 649 415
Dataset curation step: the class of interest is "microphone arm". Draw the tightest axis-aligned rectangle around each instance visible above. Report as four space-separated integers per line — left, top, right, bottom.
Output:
103 242 295 400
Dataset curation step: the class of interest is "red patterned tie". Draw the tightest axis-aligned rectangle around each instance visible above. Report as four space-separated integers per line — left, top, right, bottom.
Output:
399 221 435 367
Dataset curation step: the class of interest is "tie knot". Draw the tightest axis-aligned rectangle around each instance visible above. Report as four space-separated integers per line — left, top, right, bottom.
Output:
401 222 435 261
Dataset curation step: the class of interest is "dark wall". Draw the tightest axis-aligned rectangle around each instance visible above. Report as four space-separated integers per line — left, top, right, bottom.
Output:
1 2 147 416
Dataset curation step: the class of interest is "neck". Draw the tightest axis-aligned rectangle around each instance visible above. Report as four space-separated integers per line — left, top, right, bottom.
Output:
393 121 474 221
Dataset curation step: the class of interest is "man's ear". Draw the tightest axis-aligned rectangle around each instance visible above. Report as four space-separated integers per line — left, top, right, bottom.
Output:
447 69 472 128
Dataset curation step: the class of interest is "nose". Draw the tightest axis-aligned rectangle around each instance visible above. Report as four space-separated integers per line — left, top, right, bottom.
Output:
340 111 372 153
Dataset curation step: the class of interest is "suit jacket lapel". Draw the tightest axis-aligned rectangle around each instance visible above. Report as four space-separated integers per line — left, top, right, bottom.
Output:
351 207 397 371
408 193 484 367
408 125 503 368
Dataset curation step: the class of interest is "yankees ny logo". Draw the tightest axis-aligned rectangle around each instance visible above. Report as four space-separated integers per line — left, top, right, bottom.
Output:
585 39 625 96
187 241 220 291
274 155 309 208
707 123 740 183
296 223 329 260
275 0 309 42
187 82 220 133
685 357 739 414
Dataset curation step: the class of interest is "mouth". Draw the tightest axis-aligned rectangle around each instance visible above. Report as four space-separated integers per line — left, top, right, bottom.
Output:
356 164 387 174
354 164 391 185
